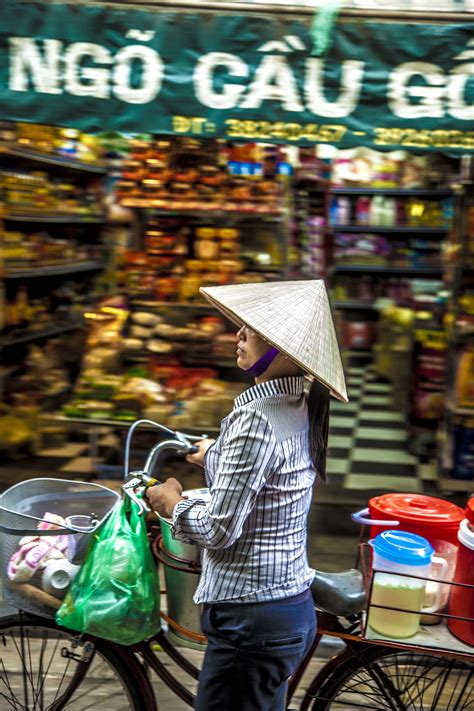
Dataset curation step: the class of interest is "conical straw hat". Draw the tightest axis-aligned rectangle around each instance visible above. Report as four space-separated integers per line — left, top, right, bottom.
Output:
200 280 348 402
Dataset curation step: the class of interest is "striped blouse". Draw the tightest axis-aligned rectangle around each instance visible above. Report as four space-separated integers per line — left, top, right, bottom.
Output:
172 376 316 604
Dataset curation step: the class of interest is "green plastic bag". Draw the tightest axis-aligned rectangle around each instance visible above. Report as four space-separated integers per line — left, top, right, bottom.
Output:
56 499 160 645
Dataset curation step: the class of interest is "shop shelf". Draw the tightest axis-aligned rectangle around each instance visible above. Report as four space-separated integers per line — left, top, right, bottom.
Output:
121 200 284 220
4 260 104 279
446 401 474 416
130 299 215 310
330 224 449 234
0 141 107 174
333 301 377 311
453 330 474 343
3 212 106 224
1 320 84 348
344 348 373 357
331 265 443 277
438 477 474 493
41 413 220 438
331 187 453 198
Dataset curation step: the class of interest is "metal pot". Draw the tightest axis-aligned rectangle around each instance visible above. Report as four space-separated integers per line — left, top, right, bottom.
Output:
157 488 210 649
159 514 201 563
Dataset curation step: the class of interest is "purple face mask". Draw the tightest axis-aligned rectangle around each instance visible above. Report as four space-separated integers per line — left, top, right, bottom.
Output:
244 347 279 377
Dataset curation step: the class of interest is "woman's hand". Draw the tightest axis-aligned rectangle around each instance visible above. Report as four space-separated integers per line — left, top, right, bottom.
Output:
146 477 184 518
186 438 216 468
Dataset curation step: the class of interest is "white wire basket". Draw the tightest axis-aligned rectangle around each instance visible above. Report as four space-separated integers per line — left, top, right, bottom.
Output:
0 478 120 618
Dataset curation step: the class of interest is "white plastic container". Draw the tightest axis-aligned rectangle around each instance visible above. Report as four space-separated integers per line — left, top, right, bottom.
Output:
368 530 447 639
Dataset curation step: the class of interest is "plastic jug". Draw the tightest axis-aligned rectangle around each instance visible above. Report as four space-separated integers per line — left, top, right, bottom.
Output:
368 530 448 639
448 498 474 646
352 493 464 547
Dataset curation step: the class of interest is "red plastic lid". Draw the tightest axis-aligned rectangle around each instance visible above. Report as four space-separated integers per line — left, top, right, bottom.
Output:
466 498 474 526
370 494 464 529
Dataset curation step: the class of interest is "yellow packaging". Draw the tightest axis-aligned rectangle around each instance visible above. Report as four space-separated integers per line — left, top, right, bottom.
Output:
196 227 217 239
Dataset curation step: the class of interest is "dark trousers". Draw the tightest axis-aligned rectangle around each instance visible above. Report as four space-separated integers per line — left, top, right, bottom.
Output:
195 589 316 711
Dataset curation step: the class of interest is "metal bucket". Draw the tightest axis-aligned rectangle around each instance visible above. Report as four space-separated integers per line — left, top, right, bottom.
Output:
157 488 210 649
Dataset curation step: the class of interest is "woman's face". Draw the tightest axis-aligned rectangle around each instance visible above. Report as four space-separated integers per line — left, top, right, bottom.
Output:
236 325 270 370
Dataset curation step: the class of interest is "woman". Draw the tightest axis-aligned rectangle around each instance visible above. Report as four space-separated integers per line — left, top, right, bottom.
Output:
147 279 347 711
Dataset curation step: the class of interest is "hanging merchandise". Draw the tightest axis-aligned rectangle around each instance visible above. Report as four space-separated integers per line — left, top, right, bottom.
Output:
56 499 161 646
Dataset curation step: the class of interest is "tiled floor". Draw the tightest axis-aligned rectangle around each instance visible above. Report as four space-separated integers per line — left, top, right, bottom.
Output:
327 365 421 493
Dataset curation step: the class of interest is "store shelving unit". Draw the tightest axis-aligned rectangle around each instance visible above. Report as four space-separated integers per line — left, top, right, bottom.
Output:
329 185 452 360
0 141 108 410
5 261 104 279
438 180 474 493
334 300 377 311
121 201 283 221
0 141 107 174
3 213 105 224
331 187 453 198
330 224 448 235
1 319 85 348
331 265 444 277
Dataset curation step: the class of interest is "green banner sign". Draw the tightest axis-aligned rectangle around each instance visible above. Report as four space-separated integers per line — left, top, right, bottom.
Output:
1 1 473 152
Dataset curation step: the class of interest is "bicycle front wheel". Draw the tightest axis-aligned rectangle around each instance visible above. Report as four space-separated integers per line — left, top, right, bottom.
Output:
0 613 152 710
307 644 474 710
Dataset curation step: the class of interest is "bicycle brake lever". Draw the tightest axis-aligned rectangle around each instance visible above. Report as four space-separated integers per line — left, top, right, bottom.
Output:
123 471 161 516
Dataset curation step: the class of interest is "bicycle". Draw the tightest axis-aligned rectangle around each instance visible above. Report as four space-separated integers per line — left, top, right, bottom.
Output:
0 420 472 710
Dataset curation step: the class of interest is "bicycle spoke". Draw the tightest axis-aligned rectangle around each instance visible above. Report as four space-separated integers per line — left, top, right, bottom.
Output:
314 649 474 710
50 651 73 706
0 619 146 710
29 630 63 707
0 655 24 711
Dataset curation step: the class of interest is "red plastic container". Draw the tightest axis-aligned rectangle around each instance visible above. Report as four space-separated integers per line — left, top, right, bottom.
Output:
448 499 474 647
352 493 464 547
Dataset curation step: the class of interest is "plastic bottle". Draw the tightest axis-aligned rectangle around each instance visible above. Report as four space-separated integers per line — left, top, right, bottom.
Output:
369 196 384 225
355 197 371 225
329 197 339 225
337 197 351 225
382 198 396 227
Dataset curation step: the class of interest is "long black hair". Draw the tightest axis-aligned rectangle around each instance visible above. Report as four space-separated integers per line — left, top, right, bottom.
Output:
307 378 330 482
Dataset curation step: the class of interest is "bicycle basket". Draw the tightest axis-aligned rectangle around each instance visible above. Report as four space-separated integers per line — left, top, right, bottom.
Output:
0 478 120 618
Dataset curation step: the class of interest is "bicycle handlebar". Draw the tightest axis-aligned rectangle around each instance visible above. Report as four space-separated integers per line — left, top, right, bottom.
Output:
122 419 207 515
143 439 198 477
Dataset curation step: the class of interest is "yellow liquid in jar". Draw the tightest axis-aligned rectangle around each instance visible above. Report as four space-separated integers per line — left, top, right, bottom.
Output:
368 574 426 639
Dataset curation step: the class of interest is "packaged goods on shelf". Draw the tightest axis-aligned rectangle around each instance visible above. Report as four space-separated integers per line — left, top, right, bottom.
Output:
329 194 452 230
62 298 246 429
64 363 245 430
299 217 327 278
330 149 457 191
0 169 103 216
334 233 391 266
120 205 283 302
0 122 103 165
3 230 103 271
410 325 448 432
0 404 39 450
2 281 89 341
454 347 474 409
116 136 284 214
121 307 228 362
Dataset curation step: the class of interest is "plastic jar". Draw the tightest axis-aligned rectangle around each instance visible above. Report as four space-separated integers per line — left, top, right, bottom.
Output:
368 530 447 639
